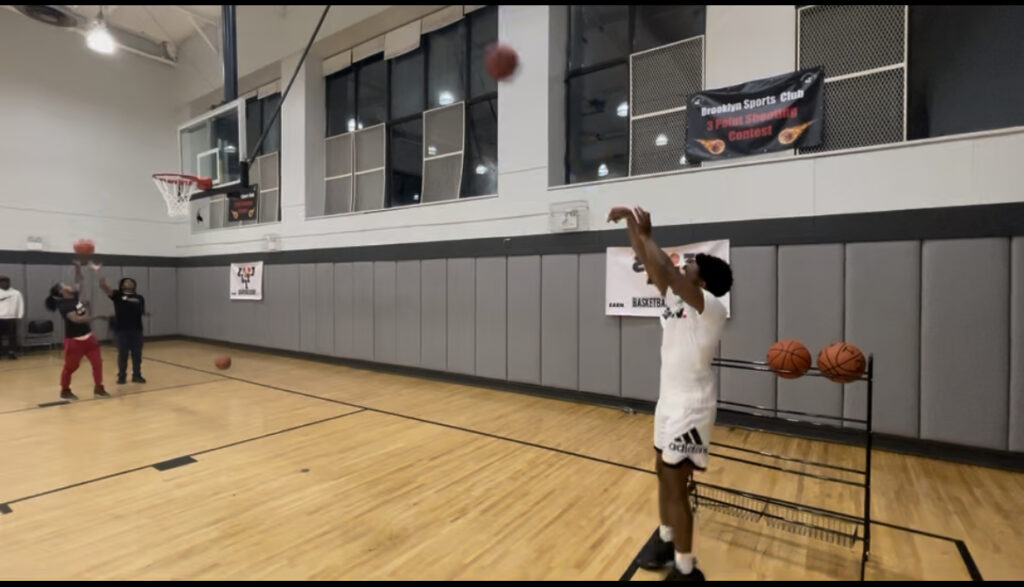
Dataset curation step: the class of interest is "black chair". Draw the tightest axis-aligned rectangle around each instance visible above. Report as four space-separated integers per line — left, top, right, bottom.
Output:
23 319 56 350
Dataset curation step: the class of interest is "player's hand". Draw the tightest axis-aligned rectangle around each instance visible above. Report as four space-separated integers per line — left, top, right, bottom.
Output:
89 262 102 272
607 206 636 224
633 206 652 236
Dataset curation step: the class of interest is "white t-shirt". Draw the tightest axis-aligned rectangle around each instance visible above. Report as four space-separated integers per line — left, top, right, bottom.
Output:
658 287 727 405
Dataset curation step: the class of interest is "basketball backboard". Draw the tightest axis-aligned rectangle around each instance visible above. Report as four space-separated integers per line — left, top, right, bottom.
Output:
178 99 246 187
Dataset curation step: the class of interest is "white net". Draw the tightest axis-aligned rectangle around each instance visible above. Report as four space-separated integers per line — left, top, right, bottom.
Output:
152 173 206 217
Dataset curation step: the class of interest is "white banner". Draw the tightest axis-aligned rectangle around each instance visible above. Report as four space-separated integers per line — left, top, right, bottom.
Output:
230 261 264 300
605 240 730 317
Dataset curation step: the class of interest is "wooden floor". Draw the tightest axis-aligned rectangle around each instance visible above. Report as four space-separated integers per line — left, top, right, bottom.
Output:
0 340 1021 580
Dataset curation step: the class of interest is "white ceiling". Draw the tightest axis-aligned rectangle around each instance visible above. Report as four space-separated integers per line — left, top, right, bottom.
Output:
70 5 222 46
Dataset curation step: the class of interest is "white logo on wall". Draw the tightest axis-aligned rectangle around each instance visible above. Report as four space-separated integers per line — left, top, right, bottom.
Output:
230 261 263 300
605 239 730 317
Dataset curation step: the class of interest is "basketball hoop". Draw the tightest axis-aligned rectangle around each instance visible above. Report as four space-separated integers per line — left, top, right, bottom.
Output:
152 173 213 217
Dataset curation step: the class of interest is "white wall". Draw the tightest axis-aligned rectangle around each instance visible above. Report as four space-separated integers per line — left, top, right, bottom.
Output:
173 5 1024 257
175 5 391 106
0 9 183 257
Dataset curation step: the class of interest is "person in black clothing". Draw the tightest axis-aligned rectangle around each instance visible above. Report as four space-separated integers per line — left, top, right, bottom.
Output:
96 267 148 384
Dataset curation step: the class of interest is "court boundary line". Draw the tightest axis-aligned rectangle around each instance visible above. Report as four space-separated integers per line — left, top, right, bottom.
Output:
0 380 222 417
148 337 1024 473
144 354 985 582
0 410 364 513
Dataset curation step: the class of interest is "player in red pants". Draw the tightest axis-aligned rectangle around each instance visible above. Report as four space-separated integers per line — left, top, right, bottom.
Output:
45 262 109 400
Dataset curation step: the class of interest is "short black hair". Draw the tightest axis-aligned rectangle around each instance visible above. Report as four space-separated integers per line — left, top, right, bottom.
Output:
45 283 62 312
119 277 135 291
695 253 733 297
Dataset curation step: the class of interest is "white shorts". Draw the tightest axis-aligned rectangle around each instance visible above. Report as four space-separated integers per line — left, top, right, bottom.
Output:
653 397 715 470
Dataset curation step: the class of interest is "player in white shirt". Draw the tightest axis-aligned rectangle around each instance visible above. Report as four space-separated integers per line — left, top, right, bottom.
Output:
608 205 732 582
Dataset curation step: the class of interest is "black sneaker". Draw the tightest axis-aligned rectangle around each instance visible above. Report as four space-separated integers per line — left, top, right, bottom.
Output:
60 389 79 401
638 533 675 569
664 564 705 582
132 375 147 384
94 386 111 398
116 376 127 385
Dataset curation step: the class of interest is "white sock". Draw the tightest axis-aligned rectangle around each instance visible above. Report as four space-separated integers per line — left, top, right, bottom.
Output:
675 551 694 574
659 525 674 542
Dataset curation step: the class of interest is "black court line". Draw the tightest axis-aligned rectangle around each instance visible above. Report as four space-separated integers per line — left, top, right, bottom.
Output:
955 541 984 581
36 400 70 409
146 357 654 476
618 529 657 581
145 356 984 582
0 410 364 512
153 456 197 471
0 380 222 417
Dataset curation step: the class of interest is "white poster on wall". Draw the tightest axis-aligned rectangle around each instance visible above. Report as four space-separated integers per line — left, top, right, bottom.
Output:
605 240 730 317
230 261 264 300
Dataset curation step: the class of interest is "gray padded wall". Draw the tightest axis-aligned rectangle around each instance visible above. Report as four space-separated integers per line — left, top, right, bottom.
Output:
334 263 354 358
266 264 300 351
921 239 1009 450
420 259 447 370
475 257 507 380
620 318 660 401
777 245 845 424
395 260 421 367
158 233 1024 455
201 266 226 343
176 267 196 337
506 256 541 384
148 267 177 336
541 255 578 391
373 261 397 364
352 262 375 360
446 258 476 375
1012 237 1024 452
299 264 317 353
720 247 777 413
0 264 26 345
845 242 921 435
315 263 335 356
578 253 620 396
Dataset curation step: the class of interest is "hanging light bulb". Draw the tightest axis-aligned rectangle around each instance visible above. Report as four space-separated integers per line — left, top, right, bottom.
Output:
86 7 116 55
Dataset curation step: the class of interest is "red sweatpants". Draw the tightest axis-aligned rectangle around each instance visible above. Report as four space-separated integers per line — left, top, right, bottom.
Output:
61 335 103 389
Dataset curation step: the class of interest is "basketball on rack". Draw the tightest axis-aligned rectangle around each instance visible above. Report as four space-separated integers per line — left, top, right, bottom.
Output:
817 342 866 383
767 338 812 379
484 42 518 80
73 238 95 262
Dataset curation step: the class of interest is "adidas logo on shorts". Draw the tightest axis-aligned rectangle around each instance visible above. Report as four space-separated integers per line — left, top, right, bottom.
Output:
669 427 709 455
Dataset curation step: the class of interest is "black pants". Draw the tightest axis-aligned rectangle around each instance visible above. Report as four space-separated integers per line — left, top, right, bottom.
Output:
0 320 17 357
117 329 144 378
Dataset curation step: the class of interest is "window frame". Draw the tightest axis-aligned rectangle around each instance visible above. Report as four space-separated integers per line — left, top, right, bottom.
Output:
323 6 499 214
564 5 707 184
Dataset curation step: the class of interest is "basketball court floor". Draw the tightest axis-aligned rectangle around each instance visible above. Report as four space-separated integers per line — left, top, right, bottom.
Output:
0 340 1020 580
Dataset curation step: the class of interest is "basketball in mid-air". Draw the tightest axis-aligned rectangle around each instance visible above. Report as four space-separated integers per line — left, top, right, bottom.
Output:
74 238 95 261
484 42 518 80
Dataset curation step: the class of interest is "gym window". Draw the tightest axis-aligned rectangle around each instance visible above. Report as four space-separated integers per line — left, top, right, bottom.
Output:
565 5 705 184
320 6 498 216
